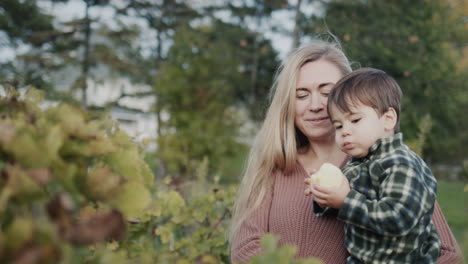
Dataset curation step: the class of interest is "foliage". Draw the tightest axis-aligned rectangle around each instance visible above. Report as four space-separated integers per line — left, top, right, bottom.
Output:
406 114 432 156
0 0 54 46
1 0 466 165
462 160 468 180
0 89 153 262
155 21 277 179
310 0 468 163
0 89 324 264
0 0 58 94
248 234 322 264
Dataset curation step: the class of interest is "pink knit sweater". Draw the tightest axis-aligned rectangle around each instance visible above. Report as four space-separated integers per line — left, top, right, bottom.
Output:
231 162 463 264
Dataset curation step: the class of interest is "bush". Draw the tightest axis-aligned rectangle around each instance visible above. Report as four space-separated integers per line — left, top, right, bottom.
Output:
0 89 322 264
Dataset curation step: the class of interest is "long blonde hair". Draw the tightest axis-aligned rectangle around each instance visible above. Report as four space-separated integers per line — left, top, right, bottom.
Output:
229 40 352 244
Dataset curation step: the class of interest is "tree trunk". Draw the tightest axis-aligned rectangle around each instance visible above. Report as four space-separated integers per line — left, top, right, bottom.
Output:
291 0 304 51
250 2 263 104
154 16 166 180
81 0 92 107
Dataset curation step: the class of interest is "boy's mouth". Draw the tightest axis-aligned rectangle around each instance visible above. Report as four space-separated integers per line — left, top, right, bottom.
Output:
343 142 354 150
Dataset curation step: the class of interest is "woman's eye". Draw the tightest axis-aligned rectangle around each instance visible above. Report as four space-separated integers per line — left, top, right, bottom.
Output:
296 92 308 99
352 118 361 123
321 89 331 97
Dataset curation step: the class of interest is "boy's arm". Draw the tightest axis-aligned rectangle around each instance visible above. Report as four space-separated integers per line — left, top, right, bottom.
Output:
313 201 338 216
337 164 436 236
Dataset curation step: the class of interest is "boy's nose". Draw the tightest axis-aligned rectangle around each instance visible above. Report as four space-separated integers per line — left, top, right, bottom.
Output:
341 126 351 136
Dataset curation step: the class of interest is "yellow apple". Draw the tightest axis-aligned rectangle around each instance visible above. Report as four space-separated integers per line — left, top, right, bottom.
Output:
310 163 343 188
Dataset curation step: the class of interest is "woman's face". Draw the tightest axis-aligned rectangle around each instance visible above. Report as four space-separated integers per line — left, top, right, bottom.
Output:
294 59 344 141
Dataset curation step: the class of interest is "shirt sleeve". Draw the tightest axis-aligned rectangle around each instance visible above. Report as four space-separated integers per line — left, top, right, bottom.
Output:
337 164 436 236
433 202 464 264
230 186 274 264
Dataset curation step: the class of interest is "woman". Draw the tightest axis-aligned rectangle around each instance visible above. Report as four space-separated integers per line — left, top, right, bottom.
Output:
229 40 462 263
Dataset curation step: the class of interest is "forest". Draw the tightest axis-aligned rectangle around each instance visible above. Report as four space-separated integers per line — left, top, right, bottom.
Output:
0 0 466 263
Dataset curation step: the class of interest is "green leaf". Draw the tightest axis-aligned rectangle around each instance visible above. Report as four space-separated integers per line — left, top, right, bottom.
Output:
110 182 151 219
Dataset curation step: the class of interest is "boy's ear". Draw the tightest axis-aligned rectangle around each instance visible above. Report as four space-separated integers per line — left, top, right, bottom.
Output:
383 107 397 131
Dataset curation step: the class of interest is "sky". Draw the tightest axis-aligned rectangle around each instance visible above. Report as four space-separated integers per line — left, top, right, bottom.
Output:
35 0 298 59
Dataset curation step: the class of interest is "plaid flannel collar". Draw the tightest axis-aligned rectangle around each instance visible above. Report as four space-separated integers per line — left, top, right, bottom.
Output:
350 133 404 163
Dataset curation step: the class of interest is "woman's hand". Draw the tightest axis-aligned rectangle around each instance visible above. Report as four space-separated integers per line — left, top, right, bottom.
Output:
309 176 350 209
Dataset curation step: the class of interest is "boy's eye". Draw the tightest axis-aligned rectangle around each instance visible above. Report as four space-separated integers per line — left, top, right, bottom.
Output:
351 118 361 123
334 125 342 130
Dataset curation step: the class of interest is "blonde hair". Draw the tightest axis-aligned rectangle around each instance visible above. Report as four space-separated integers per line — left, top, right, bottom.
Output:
229 39 352 245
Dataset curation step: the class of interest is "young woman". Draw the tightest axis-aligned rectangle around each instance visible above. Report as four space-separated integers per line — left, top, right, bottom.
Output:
229 40 462 264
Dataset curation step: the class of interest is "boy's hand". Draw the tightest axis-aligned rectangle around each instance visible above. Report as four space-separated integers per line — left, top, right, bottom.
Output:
304 169 317 196
309 176 350 209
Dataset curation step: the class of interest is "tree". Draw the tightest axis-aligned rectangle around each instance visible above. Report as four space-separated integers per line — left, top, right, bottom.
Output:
155 20 278 179
207 0 284 120
309 0 468 162
0 0 56 92
115 0 200 178
0 0 54 46
43 0 113 106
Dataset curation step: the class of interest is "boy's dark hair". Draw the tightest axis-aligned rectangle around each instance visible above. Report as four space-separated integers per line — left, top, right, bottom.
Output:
327 68 402 132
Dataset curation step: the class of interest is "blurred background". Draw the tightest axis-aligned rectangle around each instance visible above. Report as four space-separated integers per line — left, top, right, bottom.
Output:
0 0 467 261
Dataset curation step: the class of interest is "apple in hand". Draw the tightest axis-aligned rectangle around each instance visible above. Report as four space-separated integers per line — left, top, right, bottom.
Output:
309 163 343 188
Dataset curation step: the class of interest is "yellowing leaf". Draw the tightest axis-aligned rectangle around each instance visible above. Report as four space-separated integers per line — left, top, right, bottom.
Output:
200 254 218 264
106 240 119 251
106 149 144 183
110 182 151 219
0 120 16 144
5 217 34 252
5 166 44 197
88 136 117 156
166 191 186 216
86 164 121 201
193 210 205 223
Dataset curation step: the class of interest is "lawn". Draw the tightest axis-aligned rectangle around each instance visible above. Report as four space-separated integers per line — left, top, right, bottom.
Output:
437 180 467 260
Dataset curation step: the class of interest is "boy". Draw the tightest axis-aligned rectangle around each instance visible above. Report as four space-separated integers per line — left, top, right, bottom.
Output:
309 68 440 263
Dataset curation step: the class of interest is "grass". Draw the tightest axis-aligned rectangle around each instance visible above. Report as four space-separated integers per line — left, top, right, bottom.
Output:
436 180 467 260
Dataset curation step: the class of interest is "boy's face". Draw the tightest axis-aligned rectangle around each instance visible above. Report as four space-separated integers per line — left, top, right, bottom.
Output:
331 103 394 158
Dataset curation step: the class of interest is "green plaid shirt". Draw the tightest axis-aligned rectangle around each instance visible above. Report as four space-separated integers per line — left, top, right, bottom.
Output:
315 133 440 263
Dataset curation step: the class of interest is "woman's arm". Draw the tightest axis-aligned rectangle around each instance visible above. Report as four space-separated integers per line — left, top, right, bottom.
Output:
433 202 464 264
230 187 274 264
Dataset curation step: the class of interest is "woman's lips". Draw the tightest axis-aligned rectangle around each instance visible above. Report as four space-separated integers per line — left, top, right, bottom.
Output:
306 117 329 125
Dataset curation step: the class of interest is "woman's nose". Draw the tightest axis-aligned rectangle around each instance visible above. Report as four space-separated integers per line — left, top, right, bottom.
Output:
308 94 324 112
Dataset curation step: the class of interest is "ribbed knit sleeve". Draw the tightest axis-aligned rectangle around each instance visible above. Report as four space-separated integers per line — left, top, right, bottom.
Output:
230 184 274 264
433 202 464 264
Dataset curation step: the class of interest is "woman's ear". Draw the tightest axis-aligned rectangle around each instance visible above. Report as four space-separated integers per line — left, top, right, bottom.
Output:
383 107 398 132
